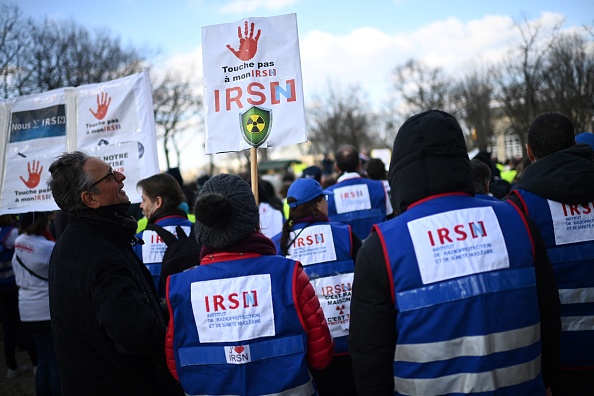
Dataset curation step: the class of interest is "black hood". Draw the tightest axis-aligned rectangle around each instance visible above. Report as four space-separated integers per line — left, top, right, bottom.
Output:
389 110 474 214
516 143 594 203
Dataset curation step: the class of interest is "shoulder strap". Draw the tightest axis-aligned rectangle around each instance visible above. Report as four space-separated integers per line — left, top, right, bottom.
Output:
175 225 188 240
15 255 48 282
145 224 177 246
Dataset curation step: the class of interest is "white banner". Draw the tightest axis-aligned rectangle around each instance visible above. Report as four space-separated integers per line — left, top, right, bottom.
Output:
202 13 307 154
0 70 159 214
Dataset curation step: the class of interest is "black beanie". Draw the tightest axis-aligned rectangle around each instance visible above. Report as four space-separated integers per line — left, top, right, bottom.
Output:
388 110 474 214
194 174 259 249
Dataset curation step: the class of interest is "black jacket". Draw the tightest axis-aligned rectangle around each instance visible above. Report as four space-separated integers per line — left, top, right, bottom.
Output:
508 143 594 204
49 205 181 396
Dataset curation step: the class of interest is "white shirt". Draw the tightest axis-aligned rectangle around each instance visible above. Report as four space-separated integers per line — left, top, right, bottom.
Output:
259 202 284 239
12 233 55 322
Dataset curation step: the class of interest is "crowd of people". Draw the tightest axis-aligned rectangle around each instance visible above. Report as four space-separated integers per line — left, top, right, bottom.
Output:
0 110 593 395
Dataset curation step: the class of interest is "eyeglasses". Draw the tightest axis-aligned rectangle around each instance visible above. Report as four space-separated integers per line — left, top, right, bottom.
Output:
89 169 116 189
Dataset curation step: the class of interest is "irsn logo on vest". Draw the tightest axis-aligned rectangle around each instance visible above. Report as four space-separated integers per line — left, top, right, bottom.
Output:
204 291 258 312
427 221 487 246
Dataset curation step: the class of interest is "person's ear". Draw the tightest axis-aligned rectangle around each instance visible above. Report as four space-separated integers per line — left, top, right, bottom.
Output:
155 196 163 209
81 191 101 209
526 144 536 163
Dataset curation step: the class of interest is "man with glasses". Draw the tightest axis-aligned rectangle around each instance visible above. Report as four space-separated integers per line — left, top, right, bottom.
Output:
47 151 182 396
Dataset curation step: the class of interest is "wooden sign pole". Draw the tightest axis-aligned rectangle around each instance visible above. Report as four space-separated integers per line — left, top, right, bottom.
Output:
250 147 259 205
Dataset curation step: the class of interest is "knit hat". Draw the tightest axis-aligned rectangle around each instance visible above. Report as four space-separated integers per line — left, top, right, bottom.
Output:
194 174 259 249
287 178 333 208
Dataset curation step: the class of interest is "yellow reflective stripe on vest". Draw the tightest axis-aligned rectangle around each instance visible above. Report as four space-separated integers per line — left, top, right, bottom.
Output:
559 287 594 304
394 324 540 363
394 357 541 395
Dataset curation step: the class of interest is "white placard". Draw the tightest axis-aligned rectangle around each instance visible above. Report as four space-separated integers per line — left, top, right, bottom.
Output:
312 273 353 339
201 13 307 153
74 70 159 204
0 70 159 214
0 90 67 214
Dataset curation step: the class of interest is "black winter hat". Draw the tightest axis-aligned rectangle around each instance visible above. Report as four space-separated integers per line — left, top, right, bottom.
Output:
194 174 259 249
389 110 474 214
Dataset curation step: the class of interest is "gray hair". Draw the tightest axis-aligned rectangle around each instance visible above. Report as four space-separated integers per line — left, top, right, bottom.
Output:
47 151 96 214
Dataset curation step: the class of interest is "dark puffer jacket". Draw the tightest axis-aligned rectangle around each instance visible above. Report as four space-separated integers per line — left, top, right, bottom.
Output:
49 204 181 396
508 143 594 205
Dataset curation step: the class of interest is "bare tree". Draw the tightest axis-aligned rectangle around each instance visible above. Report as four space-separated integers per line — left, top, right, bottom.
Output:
494 16 564 149
1 5 208 171
0 4 30 98
307 83 379 156
452 65 495 152
391 59 454 116
20 18 145 95
152 71 202 169
540 32 594 132
1 7 147 97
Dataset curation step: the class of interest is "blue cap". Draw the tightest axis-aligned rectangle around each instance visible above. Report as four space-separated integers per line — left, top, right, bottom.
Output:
287 178 333 208
575 132 594 149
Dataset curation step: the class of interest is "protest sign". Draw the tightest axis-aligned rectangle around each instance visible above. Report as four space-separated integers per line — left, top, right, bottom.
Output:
0 70 159 214
202 13 307 154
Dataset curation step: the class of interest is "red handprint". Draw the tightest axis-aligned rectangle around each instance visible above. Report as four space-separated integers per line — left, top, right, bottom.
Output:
226 21 261 61
89 92 112 120
20 160 43 189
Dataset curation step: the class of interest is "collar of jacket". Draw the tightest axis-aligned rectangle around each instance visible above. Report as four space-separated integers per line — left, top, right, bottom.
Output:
69 203 138 243
516 143 594 203
200 252 262 264
199 231 276 260
148 208 188 224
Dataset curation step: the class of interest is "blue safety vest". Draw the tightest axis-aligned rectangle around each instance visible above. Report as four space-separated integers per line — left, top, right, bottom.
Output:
511 189 594 368
167 254 315 396
272 221 354 354
326 177 387 240
376 193 544 395
134 215 193 298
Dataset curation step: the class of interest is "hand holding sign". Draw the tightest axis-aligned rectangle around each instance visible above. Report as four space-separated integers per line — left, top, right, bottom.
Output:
20 160 43 189
226 21 261 61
